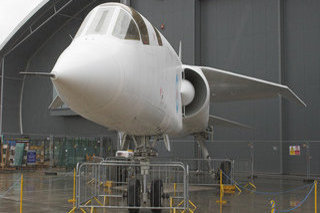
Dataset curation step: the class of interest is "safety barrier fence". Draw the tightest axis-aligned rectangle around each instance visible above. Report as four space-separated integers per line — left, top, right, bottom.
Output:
3 135 320 178
162 140 320 178
273 183 315 213
71 160 191 212
177 158 234 186
101 157 235 187
152 158 235 186
220 170 318 213
1 159 317 212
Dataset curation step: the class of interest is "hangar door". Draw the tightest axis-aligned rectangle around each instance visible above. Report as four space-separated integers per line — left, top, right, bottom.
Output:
200 0 282 174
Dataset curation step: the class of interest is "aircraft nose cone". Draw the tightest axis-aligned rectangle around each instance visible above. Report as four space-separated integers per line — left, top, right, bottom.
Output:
51 42 122 112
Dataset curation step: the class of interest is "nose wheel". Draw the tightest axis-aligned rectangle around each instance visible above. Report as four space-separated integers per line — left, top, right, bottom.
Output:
127 177 164 213
128 179 141 213
150 179 163 213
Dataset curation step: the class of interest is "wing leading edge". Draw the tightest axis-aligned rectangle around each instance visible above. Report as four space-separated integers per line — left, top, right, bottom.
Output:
200 66 306 107
209 115 252 129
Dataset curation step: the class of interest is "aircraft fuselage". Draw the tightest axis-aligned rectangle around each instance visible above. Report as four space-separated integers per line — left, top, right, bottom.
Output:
52 3 185 136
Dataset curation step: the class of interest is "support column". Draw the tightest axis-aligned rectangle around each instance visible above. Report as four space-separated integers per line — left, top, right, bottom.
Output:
99 137 103 158
0 57 4 134
49 135 54 167
278 0 285 174
194 0 201 65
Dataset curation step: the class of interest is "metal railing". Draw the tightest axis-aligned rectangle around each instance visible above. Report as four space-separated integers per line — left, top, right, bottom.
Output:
177 158 235 186
75 160 189 211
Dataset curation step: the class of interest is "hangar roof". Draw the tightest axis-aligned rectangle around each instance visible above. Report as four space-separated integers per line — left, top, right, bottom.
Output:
0 0 49 51
0 0 113 57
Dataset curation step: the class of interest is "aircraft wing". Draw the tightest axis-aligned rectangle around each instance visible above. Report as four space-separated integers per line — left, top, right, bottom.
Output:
209 115 252 129
48 96 64 109
200 66 306 107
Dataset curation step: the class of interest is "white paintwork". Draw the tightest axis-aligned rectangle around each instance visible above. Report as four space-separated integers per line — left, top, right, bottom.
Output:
179 65 210 136
180 79 195 106
0 0 49 51
50 3 305 138
209 115 252 129
201 66 306 107
52 3 182 136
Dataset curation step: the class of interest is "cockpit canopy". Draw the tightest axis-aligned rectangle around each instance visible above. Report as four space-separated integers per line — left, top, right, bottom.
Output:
75 3 162 46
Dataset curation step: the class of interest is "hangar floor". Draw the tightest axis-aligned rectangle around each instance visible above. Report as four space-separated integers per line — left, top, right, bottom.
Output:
0 171 317 212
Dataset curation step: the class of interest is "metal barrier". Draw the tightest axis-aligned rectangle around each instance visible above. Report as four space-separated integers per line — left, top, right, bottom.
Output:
177 158 234 186
102 157 234 187
75 160 189 212
234 159 251 175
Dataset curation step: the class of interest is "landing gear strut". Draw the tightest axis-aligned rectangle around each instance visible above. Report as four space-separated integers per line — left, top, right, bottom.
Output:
194 132 214 174
133 136 158 158
122 135 165 212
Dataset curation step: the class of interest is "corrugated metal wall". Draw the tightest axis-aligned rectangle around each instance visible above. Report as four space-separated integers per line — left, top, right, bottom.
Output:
133 0 320 174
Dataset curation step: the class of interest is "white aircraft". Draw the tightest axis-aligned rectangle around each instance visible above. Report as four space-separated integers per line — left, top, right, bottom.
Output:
21 3 306 211
21 2 305 158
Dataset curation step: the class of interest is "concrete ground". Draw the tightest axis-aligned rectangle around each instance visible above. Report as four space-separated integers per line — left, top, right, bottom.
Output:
0 170 318 213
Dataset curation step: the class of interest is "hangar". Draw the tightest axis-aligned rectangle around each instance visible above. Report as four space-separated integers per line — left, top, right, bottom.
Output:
0 0 319 212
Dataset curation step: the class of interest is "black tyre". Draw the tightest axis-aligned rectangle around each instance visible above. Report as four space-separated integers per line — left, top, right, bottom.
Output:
150 179 163 213
220 161 232 184
117 166 128 186
128 179 141 213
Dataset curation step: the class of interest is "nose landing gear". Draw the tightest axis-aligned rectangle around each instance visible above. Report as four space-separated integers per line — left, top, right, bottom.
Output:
127 177 165 213
128 179 141 213
150 179 164 213
124 136 166 213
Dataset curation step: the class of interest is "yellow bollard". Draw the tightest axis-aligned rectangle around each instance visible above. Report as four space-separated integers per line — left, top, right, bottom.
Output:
68 168 76 207
104 180 112 206
216 170 226 205
73 168 76 207
220 170 223 213
172 183 177 213
20 174 23 213
270 200 276 213
67 168 77 213
315 180 318 213
220 170 223 204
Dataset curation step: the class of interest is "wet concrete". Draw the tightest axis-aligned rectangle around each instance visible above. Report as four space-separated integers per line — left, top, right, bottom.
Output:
0 171 317 212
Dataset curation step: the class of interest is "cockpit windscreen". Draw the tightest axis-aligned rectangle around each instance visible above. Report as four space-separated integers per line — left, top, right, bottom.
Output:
86 8 114 35
75 5 150 44
75 8 114 37
112 9 140 40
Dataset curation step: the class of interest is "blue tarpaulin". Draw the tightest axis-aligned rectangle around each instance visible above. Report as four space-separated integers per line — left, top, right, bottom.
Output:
27 150 36 164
